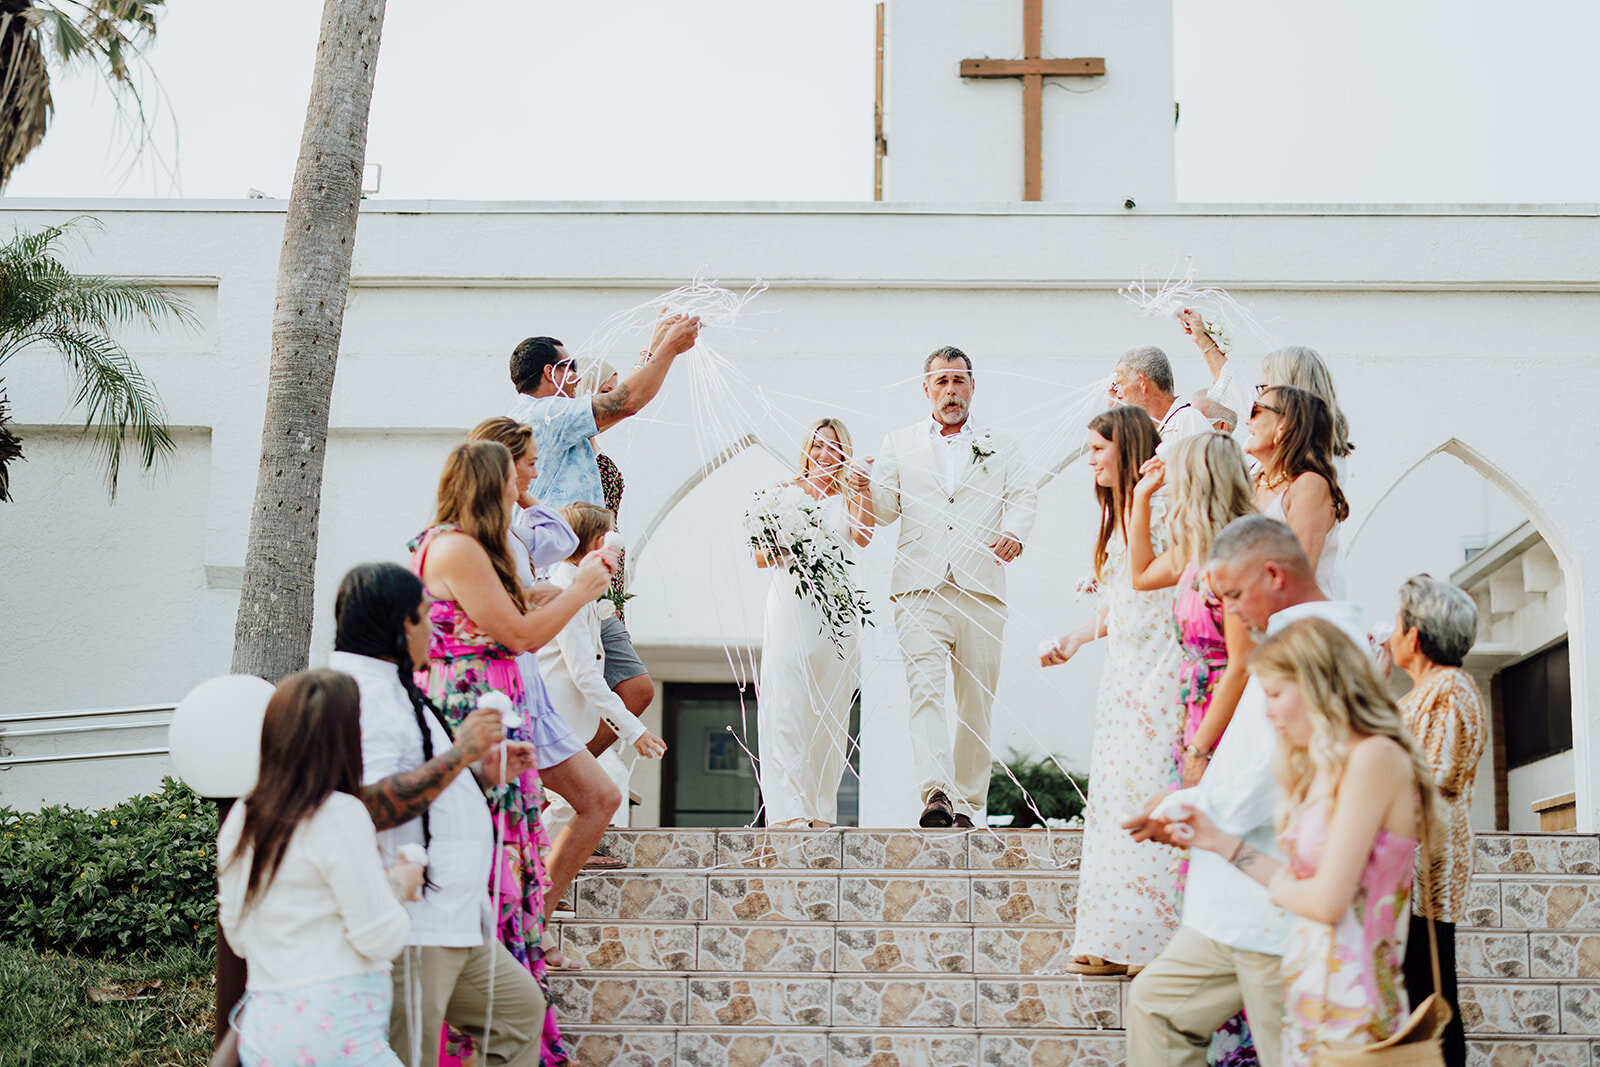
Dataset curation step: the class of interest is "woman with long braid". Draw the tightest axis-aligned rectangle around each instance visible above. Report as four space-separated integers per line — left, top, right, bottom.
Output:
332 562 547 1067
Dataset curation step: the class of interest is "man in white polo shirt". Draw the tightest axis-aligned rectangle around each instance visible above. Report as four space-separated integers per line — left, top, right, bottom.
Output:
1122 517 1368 1067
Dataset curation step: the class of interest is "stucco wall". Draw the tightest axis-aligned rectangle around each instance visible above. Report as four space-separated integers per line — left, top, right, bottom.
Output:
2 200 1594 827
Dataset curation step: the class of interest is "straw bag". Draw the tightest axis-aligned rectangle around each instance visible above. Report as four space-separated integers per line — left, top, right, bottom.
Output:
1311 780 1452 1065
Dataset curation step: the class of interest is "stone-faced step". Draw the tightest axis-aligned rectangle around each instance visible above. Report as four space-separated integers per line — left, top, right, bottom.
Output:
553 922 1080 976
590 827 1086 873
1476 835 1600 877
558 1028 1133 1067
548 974 1130 1030
1460 1038 1590 1067
569 870 1081 924
1455 979 1600 1036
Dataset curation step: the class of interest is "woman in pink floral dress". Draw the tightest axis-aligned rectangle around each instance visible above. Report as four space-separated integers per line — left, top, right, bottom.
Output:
410 440 616 1065
1180 618 1437 1066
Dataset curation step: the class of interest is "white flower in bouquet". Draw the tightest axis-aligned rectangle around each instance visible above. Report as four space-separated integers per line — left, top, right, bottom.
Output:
1201 313 1232 355
743 484 873 654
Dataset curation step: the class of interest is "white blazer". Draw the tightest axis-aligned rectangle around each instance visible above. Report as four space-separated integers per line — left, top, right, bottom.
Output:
870 421 1037 601
536 562 645 746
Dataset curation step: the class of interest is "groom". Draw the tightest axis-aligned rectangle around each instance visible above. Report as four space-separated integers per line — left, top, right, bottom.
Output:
870 347 1037 828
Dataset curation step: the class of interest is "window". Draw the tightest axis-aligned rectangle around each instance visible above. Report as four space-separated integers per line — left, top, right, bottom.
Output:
1500 640 1571 770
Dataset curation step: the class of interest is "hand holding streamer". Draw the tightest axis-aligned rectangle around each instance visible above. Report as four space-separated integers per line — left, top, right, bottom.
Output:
477 690 521 731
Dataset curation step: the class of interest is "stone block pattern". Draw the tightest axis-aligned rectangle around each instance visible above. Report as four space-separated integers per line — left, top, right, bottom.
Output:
547 828 1600 1065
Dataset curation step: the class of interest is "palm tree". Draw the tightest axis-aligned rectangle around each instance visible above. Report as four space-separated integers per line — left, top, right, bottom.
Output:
0 218 193 500
0 0 169 188
230 0 387 682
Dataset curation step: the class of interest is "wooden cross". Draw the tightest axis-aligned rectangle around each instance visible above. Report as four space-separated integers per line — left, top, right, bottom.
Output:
960 0 1105 201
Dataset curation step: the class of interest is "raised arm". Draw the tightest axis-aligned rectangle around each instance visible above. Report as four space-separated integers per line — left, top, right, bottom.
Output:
868 440 902 526
422 533 614 654
591 314 702 432
1129 458 1180 591
845 463 876 547
1183 613 1254 785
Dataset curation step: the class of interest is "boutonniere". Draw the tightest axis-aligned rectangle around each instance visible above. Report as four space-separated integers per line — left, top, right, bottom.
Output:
970 437 996 470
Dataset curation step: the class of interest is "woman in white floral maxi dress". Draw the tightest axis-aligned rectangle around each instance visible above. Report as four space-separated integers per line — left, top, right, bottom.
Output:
1043 406 1185 971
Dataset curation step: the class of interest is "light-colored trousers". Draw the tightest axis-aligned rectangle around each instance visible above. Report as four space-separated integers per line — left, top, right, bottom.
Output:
894 583 1006 819
1125 926 1285 1067
388 942 546 1067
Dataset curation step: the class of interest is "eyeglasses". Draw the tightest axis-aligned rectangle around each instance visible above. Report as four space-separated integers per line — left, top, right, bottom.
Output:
1249 402 1282 420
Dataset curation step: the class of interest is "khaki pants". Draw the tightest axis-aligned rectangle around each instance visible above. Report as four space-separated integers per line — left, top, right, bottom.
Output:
1126 926 1285 1067
894 583 1006 819
389 943 546 1067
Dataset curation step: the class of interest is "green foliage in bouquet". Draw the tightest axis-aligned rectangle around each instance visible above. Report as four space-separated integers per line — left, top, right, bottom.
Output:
0 778 218 956
986 750 1089 828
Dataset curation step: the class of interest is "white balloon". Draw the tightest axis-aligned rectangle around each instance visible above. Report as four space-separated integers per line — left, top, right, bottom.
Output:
167 675 275 798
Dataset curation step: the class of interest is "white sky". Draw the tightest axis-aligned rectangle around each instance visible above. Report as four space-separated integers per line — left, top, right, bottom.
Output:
6 0 1597 203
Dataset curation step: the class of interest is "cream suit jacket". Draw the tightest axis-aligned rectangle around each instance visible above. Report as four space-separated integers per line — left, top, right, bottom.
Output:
870 422 1038 601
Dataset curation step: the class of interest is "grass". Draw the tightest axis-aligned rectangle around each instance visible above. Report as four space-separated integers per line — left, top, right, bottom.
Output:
0 942 215 1066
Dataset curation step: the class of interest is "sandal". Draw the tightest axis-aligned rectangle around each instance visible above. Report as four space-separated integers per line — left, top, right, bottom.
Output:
1063 955 1128 976
582 854 627 870
543 949 581 970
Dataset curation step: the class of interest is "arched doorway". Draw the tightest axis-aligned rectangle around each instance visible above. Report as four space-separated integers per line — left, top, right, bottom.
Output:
1348 441 1579 832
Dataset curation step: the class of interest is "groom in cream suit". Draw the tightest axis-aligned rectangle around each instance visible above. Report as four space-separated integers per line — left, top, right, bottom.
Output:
870 347 1037 828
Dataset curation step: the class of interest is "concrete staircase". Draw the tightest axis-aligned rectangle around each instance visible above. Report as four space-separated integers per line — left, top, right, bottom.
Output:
548 827 1600 1066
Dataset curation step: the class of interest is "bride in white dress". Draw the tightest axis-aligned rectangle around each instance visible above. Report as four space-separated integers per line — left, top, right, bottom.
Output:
755 419 875 828
1243 385 1349 597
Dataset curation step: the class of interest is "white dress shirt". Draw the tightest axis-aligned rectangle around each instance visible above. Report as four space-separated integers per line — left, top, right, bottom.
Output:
1156 400 1216 443
928 418 975 496
1170 598 1368 956
330 650 495 948
218 792 410 991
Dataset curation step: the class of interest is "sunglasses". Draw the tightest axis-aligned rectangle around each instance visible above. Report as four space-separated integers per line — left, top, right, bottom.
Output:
1249 401 1282 420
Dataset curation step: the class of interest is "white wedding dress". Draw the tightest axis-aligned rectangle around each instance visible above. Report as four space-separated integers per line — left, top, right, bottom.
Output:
757 491 859 826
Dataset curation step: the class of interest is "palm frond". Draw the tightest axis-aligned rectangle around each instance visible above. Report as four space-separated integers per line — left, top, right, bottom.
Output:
0 379 22 501
0 219 186 497
0 8 52 187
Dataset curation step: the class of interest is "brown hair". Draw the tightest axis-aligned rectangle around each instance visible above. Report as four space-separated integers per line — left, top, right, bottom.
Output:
467 417 533 461
1261 386 1350 523
226 670 366 911
434 440 523 605
561 501 615 561
1088 405 1158 580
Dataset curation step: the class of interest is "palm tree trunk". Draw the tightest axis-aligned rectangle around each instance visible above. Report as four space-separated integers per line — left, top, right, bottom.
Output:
231 0 386 681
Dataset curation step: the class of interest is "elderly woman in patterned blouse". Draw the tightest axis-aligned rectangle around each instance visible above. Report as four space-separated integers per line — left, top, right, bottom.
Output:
1387 573 1485 1067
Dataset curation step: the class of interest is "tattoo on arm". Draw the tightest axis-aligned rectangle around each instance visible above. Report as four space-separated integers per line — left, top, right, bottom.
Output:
592 383 634 424
361 747 472 832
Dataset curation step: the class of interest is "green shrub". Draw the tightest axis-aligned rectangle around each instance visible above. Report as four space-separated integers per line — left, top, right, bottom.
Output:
987 750 1089 828
0 777 218 957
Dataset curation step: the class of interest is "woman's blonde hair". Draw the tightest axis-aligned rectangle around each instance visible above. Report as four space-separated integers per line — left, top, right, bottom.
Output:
799 418 854 483
579 359 619 396
467 417 533 460
561 501 615 561
1252 618 1437 855
1164 432 1256 572
434 440 523 606
1261 345 1353 458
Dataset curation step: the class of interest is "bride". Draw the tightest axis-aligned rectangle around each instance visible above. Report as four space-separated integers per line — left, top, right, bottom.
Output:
754 418 876 828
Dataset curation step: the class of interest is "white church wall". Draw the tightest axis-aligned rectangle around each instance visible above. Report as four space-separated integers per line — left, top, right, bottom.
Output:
3 200 1597 828
883 0 1175 203
1509 752 1576 834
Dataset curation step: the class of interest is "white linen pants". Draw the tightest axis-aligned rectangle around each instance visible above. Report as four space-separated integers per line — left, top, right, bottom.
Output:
894 582 1006 819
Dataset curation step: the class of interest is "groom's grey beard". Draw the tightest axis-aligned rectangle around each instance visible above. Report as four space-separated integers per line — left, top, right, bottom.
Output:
935 398 969 425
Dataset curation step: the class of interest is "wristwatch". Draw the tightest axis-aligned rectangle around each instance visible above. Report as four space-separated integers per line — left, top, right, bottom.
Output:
1183 743 1211 759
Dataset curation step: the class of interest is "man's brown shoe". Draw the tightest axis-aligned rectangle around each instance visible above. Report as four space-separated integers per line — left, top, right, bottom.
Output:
951 812 975 829
919 791 955 828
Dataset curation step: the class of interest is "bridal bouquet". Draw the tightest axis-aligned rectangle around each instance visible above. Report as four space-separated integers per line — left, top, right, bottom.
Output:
743 484 872 653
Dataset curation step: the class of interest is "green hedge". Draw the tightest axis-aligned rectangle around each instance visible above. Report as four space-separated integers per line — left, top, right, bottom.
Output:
0 778 218 957
987 751 1089 828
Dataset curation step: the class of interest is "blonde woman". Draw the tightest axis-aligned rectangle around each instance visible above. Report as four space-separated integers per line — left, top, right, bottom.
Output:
754 418 874 828
1180 618 1436 1065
